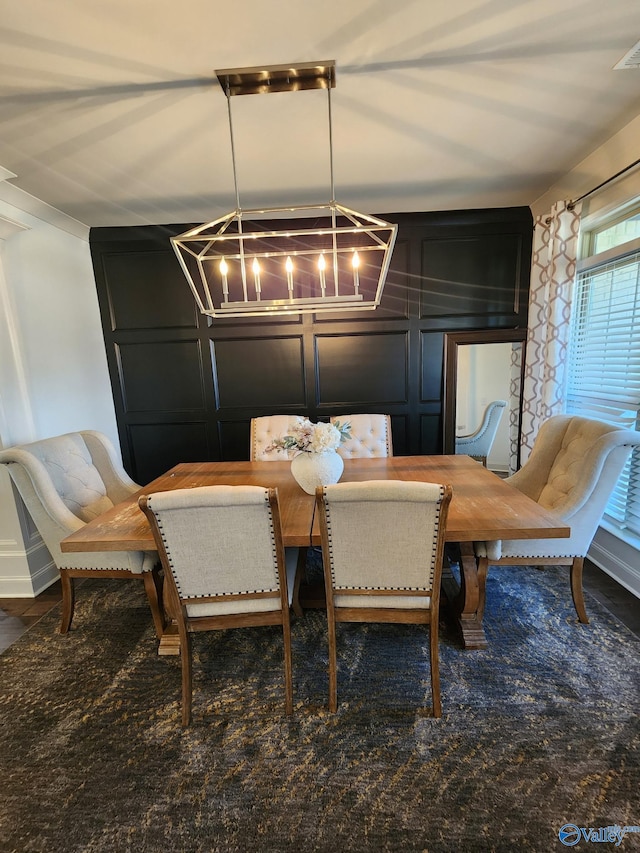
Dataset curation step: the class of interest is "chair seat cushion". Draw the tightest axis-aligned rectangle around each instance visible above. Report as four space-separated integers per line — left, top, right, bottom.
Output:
186 599 282 617
334 593 430 609
59 550 157 574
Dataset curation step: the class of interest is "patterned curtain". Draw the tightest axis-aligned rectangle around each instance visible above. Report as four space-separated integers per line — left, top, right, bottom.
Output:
520 200 582 461
509 342 522 476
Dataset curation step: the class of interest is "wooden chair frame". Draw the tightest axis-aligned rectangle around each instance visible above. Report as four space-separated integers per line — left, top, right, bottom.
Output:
316 483 452 716
140 487 293 726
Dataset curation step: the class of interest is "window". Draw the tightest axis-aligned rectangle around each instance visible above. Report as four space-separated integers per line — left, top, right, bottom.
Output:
567 209 640 538
591 212 640 255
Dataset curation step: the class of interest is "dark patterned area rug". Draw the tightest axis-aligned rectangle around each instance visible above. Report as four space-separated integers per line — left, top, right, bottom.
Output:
1 563 639 853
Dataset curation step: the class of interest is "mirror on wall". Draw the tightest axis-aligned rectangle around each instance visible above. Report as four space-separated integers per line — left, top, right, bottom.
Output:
443 329 527 474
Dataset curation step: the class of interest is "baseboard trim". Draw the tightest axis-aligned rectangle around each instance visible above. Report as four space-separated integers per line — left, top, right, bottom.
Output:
589 532 640 599
0 560 58 598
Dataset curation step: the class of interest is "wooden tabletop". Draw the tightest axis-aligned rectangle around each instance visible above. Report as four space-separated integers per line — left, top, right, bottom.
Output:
60 455 569 553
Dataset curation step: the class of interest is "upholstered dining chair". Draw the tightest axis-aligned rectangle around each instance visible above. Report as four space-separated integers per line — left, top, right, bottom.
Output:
249 414 309 615
330 414 393 458
455 399 507 466
316 479 452 716
0 431 164 638
475 415 640 624
250 415 303 460
139 485 293 726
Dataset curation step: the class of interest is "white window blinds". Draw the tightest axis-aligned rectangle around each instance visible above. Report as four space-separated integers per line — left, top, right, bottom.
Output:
566 250 640 535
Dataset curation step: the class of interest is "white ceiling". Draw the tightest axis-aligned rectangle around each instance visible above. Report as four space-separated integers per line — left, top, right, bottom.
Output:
1 0 640 228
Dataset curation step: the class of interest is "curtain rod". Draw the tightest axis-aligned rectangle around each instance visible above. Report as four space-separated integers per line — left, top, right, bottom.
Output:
567 156 640 210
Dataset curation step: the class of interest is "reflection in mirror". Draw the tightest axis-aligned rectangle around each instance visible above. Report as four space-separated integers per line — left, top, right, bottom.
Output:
456 345 511 471
443 329 527 474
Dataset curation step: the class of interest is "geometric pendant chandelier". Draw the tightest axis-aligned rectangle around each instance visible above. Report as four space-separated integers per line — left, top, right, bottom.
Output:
171 61 397 318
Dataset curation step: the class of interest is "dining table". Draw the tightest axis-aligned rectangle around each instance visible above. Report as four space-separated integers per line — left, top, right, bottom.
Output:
60 455 570 652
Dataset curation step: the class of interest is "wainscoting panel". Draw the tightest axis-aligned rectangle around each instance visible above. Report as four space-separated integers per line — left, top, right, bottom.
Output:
419 233 524 320
116 341 207 413
420 331 445 402
420 413 442 453
314 238 411 322
315 332 408 406
217 420 253 462
128 422 211 484
212 337 307 409
90 208 532 478
102 249 198 331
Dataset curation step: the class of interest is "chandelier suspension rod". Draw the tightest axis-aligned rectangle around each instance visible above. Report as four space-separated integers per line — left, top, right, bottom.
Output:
224 79 248 300
224 80 242 212
327 83 340 295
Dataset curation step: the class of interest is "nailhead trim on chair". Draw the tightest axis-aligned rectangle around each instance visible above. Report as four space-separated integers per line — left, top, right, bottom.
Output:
146 493 279 599
320 483 444 591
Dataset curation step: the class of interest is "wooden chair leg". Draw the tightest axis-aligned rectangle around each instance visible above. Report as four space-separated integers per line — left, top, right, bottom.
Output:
142 565 166 639
59 571 75 634
282 623 293 715
327 610 338 713
570 557 589 624
180 628 193 727
429 620 442 718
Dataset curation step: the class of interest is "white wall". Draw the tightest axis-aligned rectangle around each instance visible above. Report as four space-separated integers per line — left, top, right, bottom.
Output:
0 181 119 595
532 113 640 220
0 210 117 448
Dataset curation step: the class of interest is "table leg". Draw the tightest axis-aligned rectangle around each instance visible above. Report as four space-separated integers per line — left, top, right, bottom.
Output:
288 547 307 618
157 581 181 655
441 541 488 650
158 625 180 655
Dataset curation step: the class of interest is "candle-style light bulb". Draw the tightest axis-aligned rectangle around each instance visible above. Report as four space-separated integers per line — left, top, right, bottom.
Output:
219 257 229 300
318 253 326 296
285 256 294 300
352 251 360 294
252 258 261 299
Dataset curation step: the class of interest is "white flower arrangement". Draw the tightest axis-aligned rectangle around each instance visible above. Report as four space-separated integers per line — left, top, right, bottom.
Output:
266 417 351 454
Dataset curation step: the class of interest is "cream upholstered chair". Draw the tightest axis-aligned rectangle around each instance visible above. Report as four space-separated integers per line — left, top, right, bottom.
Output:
455 400 507 466
139 485 293 726
330 414 393 459
316 480 452 716
0 431 164 638
475 415 640 624
249 414 309 614
250 415 304 460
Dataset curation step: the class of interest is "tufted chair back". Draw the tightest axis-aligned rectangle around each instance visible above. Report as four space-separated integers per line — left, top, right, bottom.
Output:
497 415 640 555
0 431 163 638
250 416 304 461
475 414 640 624
330 414 393 459
0 431 140 563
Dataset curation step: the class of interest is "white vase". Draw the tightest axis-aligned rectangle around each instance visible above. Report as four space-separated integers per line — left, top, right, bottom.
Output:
290 450 344 495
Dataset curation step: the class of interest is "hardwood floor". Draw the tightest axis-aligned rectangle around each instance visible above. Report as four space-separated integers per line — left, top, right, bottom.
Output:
0 580 66 654
0 562 638 654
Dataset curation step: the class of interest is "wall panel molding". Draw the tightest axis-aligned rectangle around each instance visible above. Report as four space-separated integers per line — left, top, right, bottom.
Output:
89 208 533 479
